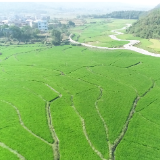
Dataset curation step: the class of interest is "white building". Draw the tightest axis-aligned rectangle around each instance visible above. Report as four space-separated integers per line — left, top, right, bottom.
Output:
34 20 48 31
26 19 33 27
2 20 9 25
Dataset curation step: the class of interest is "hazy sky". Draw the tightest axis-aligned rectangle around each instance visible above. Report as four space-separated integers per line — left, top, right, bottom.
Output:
37 1 160 8
33 1 160 11
122 1 160 7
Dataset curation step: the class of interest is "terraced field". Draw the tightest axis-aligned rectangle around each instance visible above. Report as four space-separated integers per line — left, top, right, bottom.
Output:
0 42 160 160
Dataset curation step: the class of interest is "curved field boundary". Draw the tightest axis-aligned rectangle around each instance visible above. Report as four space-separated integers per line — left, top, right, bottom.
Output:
95 87 112 159
1 100 51 146
0 142 26 160
45 84 62 160
69 24 160 57
1 84 62 160
46 102 60 160
71 96 107 160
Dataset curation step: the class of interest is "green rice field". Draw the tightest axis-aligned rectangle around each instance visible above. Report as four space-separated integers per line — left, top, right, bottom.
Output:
0 41 160 160
117 33 160 54
0 19 160 160
70 19 136 48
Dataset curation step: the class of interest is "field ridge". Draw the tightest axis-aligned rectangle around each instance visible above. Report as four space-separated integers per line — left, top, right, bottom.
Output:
1 100 51 145
46 101 60 160
95 87 111 158
111 80 155 159
0 142 26 160
71 95 107 160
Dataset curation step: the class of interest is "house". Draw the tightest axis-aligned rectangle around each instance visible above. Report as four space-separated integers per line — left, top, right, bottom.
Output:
2 20 9 25
34 20 48 31
26 19 33 27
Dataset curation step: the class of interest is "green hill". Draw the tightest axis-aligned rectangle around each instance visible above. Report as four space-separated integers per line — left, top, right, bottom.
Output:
127 4 160 39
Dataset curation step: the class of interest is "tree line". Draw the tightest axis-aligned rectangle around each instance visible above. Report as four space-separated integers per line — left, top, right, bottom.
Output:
79 11 145 19
0 20 75 45
0 25 40 42
50 20 75 45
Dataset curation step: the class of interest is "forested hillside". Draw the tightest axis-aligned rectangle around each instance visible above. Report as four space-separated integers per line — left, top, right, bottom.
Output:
93 11 145 19
127 4 160 39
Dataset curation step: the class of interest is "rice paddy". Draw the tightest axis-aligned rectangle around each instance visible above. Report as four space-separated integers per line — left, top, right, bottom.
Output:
0 19 160 160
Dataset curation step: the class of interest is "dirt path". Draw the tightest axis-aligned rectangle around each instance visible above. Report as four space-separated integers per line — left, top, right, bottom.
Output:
109 81 155 160
1 83 62 160
0 142 26 160
45 84 61 160
71 96 107 160
1 100 51 146
110 96 140 160
46 102 60 160
69 24 160 57
95 88 112 159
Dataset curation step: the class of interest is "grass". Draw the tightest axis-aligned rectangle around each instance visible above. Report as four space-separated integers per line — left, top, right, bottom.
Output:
0 146 19 160
116 113 160 160
50 95 101 160
117 33 160 54
74 88 109 159
70 19 136 47
0 101 53 160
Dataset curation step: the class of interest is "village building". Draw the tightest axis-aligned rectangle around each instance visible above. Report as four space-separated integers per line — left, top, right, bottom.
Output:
33 20 48 31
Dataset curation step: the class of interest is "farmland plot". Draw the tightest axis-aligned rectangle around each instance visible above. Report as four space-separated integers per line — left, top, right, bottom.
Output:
0 43 160 160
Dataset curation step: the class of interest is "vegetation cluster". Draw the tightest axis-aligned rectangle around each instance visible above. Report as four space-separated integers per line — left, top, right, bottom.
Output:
127 6 160 39
0 20 76 46
79 11 145 19
0 25 40 44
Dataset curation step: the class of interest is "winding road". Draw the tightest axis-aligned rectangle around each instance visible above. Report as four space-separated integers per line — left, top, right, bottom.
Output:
69 24 160 57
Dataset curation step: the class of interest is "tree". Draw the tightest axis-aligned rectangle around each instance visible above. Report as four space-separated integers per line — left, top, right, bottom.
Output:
51 29 62 45
48 24 54 30
68 21 75 27
21 26 33 42
32 22 38 29
32 29 40 37
0 25 9 37
9 26 21 40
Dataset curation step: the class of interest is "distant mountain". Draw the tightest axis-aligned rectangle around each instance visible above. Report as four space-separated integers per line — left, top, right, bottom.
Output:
127 4 160 39
0 2 152 15
0 2 47 13
34 1 150 12
93 11 145 19
154 3 160 9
